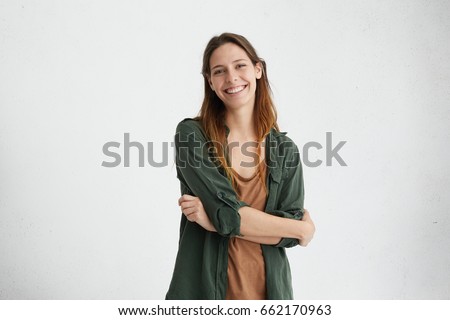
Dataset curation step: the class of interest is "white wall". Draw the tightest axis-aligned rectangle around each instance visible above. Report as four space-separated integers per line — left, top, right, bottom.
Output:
1 0 449 299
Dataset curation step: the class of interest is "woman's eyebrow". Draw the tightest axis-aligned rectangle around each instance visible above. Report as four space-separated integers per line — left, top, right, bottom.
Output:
211 59 248 70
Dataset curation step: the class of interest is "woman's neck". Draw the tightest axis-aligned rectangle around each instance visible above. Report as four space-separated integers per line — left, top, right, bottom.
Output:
225 106 256 141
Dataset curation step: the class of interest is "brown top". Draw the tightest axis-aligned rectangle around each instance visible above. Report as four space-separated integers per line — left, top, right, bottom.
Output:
226 163 267 300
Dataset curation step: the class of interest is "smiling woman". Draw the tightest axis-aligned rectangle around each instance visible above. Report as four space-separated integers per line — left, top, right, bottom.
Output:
165 33 315 300
208 43 262 111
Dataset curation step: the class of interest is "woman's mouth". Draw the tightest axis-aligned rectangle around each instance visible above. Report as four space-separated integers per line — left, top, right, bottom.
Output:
225 85 247 94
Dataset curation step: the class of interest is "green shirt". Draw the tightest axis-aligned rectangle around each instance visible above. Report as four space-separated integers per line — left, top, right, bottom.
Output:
166 118 305 300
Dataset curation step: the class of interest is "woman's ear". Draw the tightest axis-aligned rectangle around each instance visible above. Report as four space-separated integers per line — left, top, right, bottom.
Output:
207 76 215 91
255 62 262 79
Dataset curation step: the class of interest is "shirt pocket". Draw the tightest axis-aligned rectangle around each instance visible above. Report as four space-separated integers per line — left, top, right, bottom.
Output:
265 167 282 210
269 167 282 184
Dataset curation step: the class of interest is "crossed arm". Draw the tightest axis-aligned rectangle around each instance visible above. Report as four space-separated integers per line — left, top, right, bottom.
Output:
175 121 315 247
178 194 315 247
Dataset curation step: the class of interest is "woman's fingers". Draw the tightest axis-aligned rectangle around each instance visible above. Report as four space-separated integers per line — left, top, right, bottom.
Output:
178 194 197 206
179 200 196 210
185 212 198 222
178 195 201 222
181 205 197 221
302 208 310 219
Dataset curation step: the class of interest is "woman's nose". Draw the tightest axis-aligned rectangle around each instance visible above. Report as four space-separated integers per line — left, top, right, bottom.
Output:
226 69 238 83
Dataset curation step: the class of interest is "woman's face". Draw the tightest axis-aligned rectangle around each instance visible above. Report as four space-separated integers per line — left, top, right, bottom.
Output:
208 42 262 111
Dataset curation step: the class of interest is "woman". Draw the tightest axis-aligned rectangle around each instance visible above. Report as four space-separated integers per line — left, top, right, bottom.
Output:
166 33 315 300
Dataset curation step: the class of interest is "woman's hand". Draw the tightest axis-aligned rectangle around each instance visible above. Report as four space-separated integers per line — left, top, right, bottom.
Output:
178 194 216 232
299 209 315 247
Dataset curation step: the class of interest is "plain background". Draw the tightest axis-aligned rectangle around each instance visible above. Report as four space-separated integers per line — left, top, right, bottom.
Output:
1 0 449 299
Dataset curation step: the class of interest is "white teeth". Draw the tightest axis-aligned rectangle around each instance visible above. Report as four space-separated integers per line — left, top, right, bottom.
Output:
225 85 246 94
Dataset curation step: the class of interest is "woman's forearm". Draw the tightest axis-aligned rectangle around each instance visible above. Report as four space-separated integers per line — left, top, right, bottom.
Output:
238 206 307 240
236 235 281 245
196 214 282 245
179 194 313 244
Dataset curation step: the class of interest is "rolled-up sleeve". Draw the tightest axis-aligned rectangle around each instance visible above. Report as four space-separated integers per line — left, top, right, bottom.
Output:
175 120 248 237
268 139 305 248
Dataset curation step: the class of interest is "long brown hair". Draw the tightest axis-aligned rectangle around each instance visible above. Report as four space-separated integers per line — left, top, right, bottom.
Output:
195 32 279 192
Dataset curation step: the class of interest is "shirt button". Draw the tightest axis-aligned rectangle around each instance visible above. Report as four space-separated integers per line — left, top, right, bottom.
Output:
217 191 224 198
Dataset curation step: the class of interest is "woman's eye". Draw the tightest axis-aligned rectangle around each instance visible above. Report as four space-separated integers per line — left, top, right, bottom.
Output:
237 64 246 68
213 69 224 75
